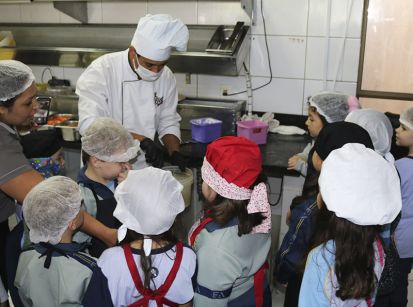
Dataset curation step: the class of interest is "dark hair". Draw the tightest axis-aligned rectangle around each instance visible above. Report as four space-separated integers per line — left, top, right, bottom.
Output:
0 96 17 108
203 172 267 236
307 206 380 300
120 228 178 289
81 150 91 166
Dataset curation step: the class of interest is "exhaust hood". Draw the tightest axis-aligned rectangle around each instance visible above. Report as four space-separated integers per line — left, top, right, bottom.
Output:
0 22 250 76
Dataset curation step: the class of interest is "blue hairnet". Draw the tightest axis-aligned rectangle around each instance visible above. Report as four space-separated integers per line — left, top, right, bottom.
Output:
0 60 35 102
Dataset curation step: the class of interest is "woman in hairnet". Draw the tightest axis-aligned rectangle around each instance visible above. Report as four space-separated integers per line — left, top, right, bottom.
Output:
76 14 189 171
0 60 44 307
0 60 118 307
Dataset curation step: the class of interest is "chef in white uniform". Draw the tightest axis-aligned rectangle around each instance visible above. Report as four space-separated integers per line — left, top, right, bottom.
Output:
76 14 188 170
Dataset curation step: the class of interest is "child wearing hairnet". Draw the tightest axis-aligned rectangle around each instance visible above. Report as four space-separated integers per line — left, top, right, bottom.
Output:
14 176 98 307
82 168 196 307
287 92 359 177
299 143 401 307
387 107 413 307
73 117 140 258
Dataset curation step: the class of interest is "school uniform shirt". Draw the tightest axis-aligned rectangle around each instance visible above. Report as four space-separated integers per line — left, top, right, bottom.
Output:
395 156 413 258
72 166 116 245
299 240 384 307
83 242 196 307
193 218 271 307
14 242 97 307
0 122 32 223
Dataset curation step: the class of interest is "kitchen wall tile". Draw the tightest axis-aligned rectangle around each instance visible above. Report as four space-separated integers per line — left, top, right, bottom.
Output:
197 1 249 25
87 2 103 24
63 67 85 87
148 1 197 24
197 74 247 101
341 38 360 82
29 65 64 84
0 4 21 23
308 0 364 38
102 2 146 24
252 0 308 36
251 77 304 114
305 37 360 82
250 35 306 79
175 73 198 98
302 79 357 113
20 2 59 23
59 12 81 24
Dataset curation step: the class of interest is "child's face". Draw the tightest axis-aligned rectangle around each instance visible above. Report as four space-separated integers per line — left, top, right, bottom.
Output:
305 107 324 138
98 160 130 181
395 124 413 147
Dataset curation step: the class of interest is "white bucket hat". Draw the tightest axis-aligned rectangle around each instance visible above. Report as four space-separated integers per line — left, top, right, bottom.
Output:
114 167 185 255
319 143 401 226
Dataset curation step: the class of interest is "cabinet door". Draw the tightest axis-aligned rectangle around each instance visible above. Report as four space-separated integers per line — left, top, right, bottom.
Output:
357 0 413 113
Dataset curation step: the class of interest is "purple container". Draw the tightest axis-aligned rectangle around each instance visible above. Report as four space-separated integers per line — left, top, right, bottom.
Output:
237 120 269 144
190 117 223 143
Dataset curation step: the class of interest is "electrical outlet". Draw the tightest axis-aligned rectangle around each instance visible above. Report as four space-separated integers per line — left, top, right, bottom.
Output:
221 86 230 96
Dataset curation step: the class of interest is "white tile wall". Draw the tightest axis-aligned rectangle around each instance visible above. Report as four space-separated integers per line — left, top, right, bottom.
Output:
305 37 360 82
175 73 198 97
29 65 64 84
20 2 59 23
0 0 365 116
101 2 146 24
197 1 249 25
251 0 309 36
148 1 197 24
0 4 21 23
250 35 306 78
252 77 304 114
308 0 364 38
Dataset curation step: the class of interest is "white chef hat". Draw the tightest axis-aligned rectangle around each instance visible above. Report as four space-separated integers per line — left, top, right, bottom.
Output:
319 143 401 226
131 14 189 61
114 167 185 256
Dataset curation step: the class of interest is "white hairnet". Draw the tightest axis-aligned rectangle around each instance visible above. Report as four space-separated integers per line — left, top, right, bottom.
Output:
23 176 82 245
81 117 140 162
309 91 350 123
319 143 401 226
345 108 394 163
0 60 35 102
115 168 184 255
131 14 189 61
400 107 413 131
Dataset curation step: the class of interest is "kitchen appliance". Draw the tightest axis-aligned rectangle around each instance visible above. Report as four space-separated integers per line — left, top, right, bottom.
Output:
178 98 246 140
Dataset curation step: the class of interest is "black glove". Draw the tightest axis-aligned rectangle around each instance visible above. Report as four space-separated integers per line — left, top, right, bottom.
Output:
140 138 165 168
170 151 187 172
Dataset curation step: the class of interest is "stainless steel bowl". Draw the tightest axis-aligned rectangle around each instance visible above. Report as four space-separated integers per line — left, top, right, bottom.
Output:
56 120 80 141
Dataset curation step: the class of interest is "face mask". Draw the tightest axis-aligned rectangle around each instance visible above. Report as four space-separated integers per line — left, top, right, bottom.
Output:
29 157 62 178
136 64 163 82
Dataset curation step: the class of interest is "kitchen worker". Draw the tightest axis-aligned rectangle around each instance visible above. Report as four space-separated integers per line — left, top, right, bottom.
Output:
0 61 118 307
76 14 189 171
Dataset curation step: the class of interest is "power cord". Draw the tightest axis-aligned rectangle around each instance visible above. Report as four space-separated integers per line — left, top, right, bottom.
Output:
224 0 273 96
